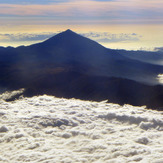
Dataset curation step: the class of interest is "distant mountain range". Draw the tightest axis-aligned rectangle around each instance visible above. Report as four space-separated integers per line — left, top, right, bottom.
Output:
0 29 163 110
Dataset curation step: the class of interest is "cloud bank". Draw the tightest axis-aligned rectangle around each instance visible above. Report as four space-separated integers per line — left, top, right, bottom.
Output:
82 32 141 43
0 94 162 162
0 32 56 42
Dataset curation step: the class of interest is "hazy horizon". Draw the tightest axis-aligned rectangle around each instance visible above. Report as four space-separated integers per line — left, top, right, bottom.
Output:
0 25 163 51
0 0 163 51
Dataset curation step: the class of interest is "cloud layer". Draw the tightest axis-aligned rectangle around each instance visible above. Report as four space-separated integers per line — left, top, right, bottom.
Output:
0 94 162 162
0 32 141 45
0 32 56 42
82 32 141 43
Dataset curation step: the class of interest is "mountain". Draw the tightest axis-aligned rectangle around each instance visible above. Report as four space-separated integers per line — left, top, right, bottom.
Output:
0 29 163 110
15 29 163 85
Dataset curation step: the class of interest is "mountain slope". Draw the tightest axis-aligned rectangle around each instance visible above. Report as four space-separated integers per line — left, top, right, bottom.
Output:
118 49 163 66
13 29 163 85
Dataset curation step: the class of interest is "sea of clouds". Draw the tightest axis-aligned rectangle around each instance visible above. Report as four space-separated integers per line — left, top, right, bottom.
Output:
0 92 163 162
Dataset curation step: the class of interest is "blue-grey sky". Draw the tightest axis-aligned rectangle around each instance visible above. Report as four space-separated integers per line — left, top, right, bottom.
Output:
0 0 113 4
0 0 162 24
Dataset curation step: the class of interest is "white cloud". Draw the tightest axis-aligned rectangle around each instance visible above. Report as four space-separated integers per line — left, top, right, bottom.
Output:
83 32 141 43
154 47 163 52
0 93 162 162
157 74 163 84
0 88 25 101
0 32 56 42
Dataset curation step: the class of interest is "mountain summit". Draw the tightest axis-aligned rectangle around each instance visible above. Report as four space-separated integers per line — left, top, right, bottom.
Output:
62 29 77 35
34 29 106 53
44 29 80 42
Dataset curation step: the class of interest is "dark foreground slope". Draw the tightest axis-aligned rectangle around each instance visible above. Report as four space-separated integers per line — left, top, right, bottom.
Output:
23 70 163 110
0 29 163 110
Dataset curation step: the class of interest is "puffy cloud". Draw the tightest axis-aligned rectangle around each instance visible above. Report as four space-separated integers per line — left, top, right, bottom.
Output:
0 88 25 101
0 94 162 162
154 47 163 52
81 32 141 43
157 74 163 84
0 32 56 42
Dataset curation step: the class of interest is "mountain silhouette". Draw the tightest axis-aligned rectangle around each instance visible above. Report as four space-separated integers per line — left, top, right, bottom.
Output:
15 29 163 85
0 29 163 110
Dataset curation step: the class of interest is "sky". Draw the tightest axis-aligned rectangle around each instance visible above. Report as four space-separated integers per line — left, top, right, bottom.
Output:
0 0 163 50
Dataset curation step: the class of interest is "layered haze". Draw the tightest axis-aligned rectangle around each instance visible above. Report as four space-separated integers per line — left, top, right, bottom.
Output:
0 25 163 51
0 0 163 50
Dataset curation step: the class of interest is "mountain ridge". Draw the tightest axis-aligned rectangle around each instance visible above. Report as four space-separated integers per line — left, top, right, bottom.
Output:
0 29 163 110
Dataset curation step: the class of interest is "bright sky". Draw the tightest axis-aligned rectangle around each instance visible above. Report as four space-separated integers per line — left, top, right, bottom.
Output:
0 0 163 50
